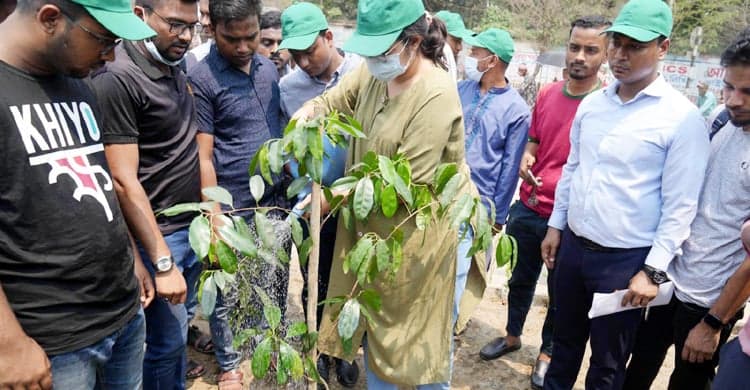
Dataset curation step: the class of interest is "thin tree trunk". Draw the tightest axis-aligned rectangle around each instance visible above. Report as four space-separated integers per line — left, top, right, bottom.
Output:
306 182 321 390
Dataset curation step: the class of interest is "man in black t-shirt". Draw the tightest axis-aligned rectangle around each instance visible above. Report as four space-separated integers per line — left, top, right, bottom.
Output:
0 0 156 389
90 0 203 388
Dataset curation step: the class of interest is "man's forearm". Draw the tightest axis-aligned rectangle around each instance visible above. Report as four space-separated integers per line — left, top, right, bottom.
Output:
114 180 169 262
0 284 27 344
709 256 750 323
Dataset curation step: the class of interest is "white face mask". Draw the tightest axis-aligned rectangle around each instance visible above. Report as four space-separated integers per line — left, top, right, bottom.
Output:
464 54 495 82
365 40 414 82
144 39 183 67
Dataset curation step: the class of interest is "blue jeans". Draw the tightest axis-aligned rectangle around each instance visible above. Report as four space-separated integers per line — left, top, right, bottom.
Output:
453 224 475 323
139 227 203 390
713 338 750 390
363 336 451 390
50 309 146 389
505 201 555 356
209 291 242 372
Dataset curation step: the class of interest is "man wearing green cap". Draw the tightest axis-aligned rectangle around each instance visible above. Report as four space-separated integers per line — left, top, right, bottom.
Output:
434 10 472 64
91 0 205 388
277 2 361 387
0 0 156 388
540 0 710 388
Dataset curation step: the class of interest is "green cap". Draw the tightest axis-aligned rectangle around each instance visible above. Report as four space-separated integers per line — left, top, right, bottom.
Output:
464 28 514 64
343 0 425 57
604 0 673 42
279 2 329 51
434 10 473 40
70 0 155 40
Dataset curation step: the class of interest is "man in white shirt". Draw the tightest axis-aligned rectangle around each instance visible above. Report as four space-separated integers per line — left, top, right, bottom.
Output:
540 1 710 388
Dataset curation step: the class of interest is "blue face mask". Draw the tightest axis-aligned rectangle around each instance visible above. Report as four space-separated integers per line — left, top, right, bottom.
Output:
464 54 495 82
365 41 413 82
144 39 183 67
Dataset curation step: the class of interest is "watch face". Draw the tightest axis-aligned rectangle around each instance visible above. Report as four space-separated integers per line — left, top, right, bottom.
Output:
156 258 172 272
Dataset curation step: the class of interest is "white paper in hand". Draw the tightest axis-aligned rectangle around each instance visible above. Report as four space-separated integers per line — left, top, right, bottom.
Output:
587 282 674 319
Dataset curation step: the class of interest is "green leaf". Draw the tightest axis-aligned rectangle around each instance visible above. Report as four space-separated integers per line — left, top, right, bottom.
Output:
439 174 462 208
319 295 347 306
395 159 412 186
249 175 265 203
307 127 324 160
328 117 366 139
290 216 304 247
286 321 308 339
353 177 374 220
356 241 375 285
215 240 238 274
254 212 277 249
233 328 260 349
362 151 378 171
451 193 475 229
202 186 233 207
258 147 273 184
346 237 373 277
298 237 312 267
301 331 318 353
378 155 413 207
279 342 304 380
496 234 513 267
218 222 257 258
304 153 323 183
416 211 429 231
201 274 217 316
359 304 375 325
359 289 382 311
415 186 433 209
189 216 211 260
276 365 288 385
268 140 283 174
254 286 281 330
330 176 359 193
389 239 403 276
159 202 201 216
292 125 308 161
286 176 310 199
340 206 352 230
251 337 272 379
380 184 398 217
375 240 390 273
304 356 321 382
433 163 458 194
337 298 361 340
248 146 261 176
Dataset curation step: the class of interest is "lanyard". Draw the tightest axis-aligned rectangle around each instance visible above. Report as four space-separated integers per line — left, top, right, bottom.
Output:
465 89 497 150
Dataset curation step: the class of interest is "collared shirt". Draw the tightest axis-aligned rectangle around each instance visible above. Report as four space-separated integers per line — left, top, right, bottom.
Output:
91 41 201 234
458 79 530 224
549 76 710 271
188 44 283 211
669 123 750 307
185 39 212 71
280 51 362 195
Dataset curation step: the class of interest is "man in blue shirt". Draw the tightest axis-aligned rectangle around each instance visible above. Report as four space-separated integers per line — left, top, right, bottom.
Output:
188 0 286 387
277 2 361 387
540 1 710 389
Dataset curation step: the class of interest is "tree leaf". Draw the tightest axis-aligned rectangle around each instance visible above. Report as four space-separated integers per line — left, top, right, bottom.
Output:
159 202 201 216
359 289 382 312
201 274 217 316
416 211 429 231
362 151 378 171
378 155 413 207
290 216 304 247
286 321 308 339
496 233 513 267
251 337 273 379
375 240 390 273
301 330 318 353
327 117 366 139
307 127 324 160
356 241 375 285
215 240 238 274
380 184 398 217
340 206 352 230
353 177 374 220
346 237 373 277
433 163 458 194
451 194 476 229
232 328 260 349
213 270 227 291
304 153 323 183
249 175 265 203
189 216 211 260
258 147 273 184
304 356 321 383
218 222 257 259
395 159 412 187
292 125 308 161
279 342 304 381
389 238 403 277
337 298 361 340
439 174 462 208
268 140 283 174
330 176 359 193
286 176 310 199
298 237 312 267
255 288 281 330
254 212 277 249
202 186 233 207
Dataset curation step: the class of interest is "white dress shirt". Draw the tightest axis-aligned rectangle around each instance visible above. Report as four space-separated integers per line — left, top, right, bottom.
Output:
549 76 710 271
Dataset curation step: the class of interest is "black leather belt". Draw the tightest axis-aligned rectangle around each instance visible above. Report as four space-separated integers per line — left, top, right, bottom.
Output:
572 232 630 253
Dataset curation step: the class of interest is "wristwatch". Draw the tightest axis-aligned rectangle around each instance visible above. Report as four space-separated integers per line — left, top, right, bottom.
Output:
642 265 669 285
154 255 174 273
702 313 725 330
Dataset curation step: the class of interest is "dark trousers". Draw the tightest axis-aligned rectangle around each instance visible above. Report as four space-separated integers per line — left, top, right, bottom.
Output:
544 228 649 390
505 201 555 356
301 215 337 329
623 296 743 390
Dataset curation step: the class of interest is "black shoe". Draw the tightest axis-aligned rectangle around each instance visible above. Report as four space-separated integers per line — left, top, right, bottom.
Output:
335 358 359 387
531 358 550 389
316 355 330 390
479 337 521 361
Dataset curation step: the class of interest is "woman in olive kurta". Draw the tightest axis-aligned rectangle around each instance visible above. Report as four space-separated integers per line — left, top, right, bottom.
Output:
294 0 480 387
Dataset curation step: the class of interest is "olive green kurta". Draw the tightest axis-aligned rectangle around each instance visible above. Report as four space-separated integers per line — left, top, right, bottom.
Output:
309 63 487 385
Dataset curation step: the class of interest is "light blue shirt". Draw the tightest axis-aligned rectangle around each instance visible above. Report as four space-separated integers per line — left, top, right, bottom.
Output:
279 51 362 199
548 76 710 271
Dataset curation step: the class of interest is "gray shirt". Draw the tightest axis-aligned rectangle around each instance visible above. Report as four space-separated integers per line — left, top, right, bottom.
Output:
670 123 750 308
279 50 361 119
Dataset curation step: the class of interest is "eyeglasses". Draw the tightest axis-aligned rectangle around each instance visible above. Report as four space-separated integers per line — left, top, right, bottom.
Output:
62 12 121 56
145 7 201 36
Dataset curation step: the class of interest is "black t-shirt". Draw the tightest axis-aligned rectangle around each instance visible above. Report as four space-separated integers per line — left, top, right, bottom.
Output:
0 61 139 355
91 42 201 234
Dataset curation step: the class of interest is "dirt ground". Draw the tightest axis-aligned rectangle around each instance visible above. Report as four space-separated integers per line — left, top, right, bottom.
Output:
186 255 744 389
